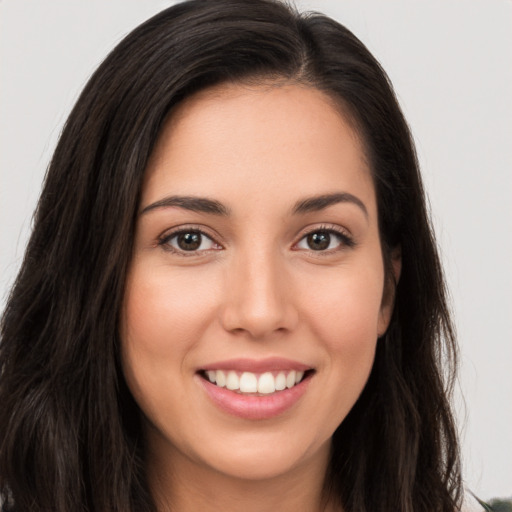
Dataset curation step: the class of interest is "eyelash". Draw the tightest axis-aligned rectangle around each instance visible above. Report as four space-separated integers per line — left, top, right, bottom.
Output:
157 224 355 256
294 224 356 253
157 226 222 256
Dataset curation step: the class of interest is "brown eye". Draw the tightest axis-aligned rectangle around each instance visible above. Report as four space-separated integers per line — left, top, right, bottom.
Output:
161 230 219 253
296 228 354 252
176 232 202 251
306 232 331 251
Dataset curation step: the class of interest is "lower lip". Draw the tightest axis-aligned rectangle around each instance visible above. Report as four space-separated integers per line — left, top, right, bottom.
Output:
198 374 311 420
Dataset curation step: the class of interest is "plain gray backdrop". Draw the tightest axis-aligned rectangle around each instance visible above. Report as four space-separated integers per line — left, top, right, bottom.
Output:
1 0 511 500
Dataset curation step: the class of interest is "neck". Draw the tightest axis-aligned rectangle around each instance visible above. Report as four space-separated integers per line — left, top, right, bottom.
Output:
147 435 340 512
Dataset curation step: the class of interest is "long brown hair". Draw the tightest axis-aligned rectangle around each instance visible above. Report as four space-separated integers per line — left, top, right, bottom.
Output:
0 1 461 510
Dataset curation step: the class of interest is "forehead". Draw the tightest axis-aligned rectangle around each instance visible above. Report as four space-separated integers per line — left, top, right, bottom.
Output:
142 82 375 215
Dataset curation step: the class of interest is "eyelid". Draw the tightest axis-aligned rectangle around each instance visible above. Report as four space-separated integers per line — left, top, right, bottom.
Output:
292 224 356 252
157 225 224 255
155 223 354 256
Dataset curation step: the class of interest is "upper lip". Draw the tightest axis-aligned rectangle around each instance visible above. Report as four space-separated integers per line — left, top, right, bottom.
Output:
199 357 312 373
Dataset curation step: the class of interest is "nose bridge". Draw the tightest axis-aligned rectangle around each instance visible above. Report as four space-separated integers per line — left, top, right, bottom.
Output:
221 244 297 337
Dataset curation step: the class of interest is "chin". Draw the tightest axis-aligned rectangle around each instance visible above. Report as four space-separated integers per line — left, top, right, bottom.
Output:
188 432 332 483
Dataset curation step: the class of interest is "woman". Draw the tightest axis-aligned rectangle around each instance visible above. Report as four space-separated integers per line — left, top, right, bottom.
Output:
0 0 477 510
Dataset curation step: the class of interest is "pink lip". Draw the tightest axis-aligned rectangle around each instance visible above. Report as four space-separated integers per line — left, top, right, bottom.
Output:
197 371 312 421
200 357 311 373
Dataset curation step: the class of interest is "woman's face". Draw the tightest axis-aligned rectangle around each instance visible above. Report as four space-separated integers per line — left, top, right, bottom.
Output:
120 83 396 483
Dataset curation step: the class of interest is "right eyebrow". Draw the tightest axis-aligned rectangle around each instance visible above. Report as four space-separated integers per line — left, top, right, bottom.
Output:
140 195 230 216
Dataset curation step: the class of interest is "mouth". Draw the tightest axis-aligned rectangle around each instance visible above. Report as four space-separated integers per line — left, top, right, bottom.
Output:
198 368 314 395
197 359 315 420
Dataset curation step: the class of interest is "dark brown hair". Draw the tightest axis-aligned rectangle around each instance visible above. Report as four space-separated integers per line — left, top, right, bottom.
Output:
0 1 461 510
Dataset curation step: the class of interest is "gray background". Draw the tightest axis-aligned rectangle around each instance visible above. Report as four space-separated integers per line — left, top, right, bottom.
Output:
1 0 510 500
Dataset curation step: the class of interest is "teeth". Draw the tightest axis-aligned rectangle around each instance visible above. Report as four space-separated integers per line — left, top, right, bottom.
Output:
216 370 226 388
239 372 258 393
275 372 286 391
286 370 296 389
226 371 239 390
257 372 275 394
205 369 307 394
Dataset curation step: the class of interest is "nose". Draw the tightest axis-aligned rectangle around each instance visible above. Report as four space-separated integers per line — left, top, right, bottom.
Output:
219 248 299 339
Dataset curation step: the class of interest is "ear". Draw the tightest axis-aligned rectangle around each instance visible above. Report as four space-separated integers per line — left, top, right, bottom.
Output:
377 245 402 337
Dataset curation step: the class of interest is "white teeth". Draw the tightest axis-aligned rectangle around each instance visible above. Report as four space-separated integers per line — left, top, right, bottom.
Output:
239 372 258 393
286 370 296 389
257 372 275 394
226 371 239 390
275 372 287 391
206 369 307 394
216 370 226 387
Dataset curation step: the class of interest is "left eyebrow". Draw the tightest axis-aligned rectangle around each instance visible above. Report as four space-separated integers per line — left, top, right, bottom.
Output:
292 192 368 219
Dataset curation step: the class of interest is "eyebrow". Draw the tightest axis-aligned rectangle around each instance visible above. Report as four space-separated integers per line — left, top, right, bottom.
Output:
140 195 230 216
292 192 368 218
140 191 368 218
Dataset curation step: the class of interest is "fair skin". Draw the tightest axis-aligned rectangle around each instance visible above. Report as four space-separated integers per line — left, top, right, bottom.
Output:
120 82 399 512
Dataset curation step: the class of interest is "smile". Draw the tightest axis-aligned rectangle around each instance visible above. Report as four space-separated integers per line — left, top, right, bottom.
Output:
197 359 315 420
200 369 308 395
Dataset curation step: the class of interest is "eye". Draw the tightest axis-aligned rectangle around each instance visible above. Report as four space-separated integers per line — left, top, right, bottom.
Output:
295 229 354 252
159 229 220 254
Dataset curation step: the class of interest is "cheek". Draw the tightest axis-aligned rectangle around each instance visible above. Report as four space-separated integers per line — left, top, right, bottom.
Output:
121 264 218 358
304 263 384 343
298 262 384 399
119 264 220 418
